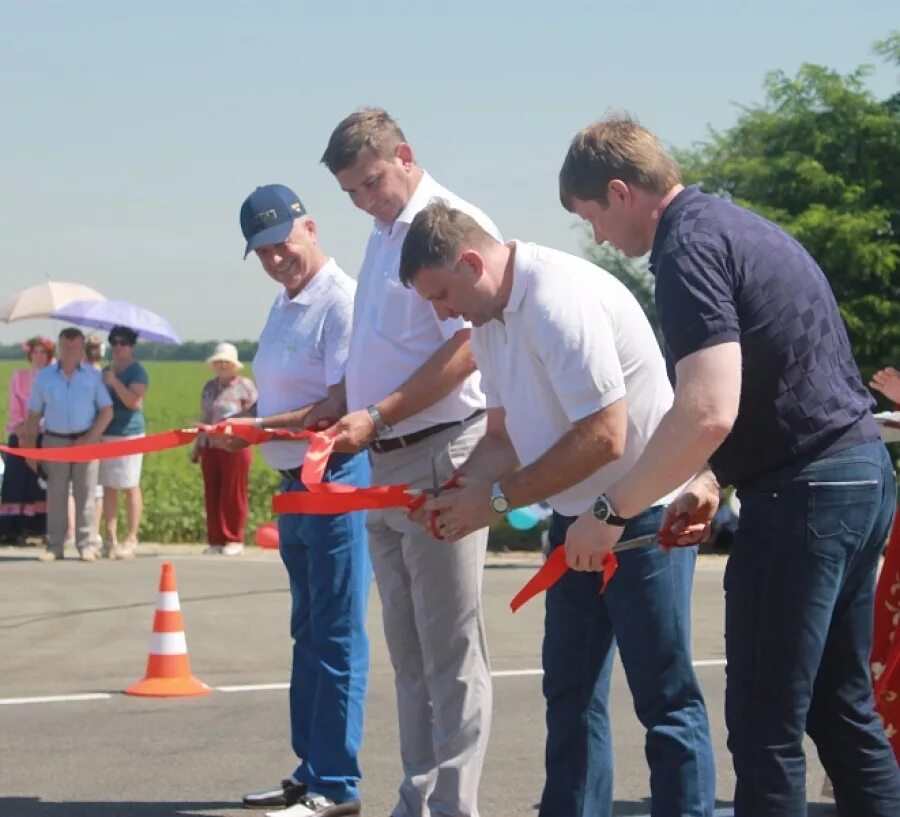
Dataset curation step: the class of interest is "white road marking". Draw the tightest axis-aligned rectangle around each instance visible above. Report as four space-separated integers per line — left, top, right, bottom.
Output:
0 658 727 706
491 669 544 678
633 810 733 817
0 692 112 706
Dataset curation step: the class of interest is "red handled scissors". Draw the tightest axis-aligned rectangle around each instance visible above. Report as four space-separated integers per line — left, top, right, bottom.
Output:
408 453 463 540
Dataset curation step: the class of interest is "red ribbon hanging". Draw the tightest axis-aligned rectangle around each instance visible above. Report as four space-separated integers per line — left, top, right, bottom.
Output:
0 422 663 611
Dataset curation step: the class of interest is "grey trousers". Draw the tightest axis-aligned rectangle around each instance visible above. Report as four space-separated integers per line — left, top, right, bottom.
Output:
42 434 99 554
368 416 491 817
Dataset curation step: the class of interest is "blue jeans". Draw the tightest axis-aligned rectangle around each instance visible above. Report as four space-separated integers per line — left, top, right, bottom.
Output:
540 506 715 817
727 440 900 816
278 451 372 804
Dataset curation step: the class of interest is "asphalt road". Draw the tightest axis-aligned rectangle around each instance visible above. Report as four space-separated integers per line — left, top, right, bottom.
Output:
0 547 836 817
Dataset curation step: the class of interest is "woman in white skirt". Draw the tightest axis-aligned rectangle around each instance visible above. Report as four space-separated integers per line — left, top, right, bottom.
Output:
98 325 149 558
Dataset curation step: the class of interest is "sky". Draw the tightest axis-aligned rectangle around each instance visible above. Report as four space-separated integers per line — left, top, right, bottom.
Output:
0 1 896 344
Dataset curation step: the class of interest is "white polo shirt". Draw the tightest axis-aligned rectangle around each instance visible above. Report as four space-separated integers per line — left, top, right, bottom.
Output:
345 172 501 437
253 259 355 470
471 241 681 517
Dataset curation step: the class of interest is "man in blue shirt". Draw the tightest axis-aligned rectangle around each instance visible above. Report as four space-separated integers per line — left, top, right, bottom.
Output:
21 327 112 562
557 115 900 816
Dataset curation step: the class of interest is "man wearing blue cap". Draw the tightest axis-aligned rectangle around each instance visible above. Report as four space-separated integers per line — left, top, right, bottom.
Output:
223 184 370 817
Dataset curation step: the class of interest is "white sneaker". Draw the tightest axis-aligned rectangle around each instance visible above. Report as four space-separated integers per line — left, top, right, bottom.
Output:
38 548 62 563
113 541 137 560
222 542 244 556
79 546 99 562
203 544 223 555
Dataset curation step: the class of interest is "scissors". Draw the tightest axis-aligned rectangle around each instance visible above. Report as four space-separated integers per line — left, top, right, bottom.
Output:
407 453 463 540
609 511 697 552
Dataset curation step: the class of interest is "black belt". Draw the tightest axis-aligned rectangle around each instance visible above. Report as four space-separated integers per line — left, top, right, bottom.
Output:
45 430 90 440
370 410 485 454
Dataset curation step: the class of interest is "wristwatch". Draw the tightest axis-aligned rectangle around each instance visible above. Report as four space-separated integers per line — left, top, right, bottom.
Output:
366 405 392 439
490 482 510 514
592 493 630 526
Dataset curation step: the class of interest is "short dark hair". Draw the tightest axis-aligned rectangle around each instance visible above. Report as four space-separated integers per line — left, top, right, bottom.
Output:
399 200 496 287
320 108 407 174
108 325 138 345
58 327 84 342
559 113 682 211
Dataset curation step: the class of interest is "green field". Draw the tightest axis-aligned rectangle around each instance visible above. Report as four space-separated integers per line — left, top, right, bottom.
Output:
0 360 545 548
0 360 280 543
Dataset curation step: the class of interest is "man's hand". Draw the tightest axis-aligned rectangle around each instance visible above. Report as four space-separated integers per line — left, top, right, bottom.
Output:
871 367 900 404
207 418 254 452
659 470 720 548
76 431 102 446
102 369 117 387
305 394 345 432
326 409 377 453
564 511 623 571
417 476 494 541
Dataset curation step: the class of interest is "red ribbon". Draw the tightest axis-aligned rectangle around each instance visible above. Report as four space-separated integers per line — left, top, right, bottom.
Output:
508 547 619 612
0 422 664 611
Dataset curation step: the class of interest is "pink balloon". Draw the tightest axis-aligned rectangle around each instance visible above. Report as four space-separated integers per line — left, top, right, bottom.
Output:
254 522 279 549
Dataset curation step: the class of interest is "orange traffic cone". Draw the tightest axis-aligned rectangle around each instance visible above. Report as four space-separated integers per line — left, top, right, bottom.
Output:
125 561 211 697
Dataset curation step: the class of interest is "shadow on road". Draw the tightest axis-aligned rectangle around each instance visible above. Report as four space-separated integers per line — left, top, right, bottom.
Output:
0 587 286 630
0 798 239 817
612 799 837 816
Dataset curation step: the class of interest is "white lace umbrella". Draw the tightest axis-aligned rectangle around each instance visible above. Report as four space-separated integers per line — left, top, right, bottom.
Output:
0 281 106 322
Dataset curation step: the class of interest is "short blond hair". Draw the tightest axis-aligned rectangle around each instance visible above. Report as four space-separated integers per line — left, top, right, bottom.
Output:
321 108 408 174
399 200 496 287
559 114 682 211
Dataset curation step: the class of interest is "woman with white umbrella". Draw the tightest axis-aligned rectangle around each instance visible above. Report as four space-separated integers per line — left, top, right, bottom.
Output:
98 325 149 558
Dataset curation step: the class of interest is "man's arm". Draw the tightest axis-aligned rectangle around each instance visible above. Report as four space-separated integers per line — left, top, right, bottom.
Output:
501 398 626 509
447 407 519 482
607 342 741 517
329 329 476 451
18 410 43 447
289 382 347 430
213 384 346 452
376 330 475 427
564 341 741 570
80 405 113 445
102 371 147 411
422 400 627 541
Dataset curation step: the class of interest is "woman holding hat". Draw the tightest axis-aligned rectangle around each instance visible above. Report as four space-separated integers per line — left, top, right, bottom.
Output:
0 336 54 544
191 342 258 555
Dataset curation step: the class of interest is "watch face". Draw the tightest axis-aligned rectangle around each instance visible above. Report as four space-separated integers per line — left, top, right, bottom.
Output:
593 495 611 522
491 495 510 514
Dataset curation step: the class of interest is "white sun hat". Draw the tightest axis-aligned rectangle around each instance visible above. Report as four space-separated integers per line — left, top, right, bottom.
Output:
206 342 244 369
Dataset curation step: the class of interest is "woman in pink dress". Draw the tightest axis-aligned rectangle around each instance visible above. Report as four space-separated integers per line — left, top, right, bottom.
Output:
0 336 55 544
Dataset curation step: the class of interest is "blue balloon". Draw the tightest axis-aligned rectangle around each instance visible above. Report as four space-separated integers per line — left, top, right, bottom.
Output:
507 506 540 531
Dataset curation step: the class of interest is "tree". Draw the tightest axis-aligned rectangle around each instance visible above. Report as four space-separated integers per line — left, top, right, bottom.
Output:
584 240 661 344
676 34 900 384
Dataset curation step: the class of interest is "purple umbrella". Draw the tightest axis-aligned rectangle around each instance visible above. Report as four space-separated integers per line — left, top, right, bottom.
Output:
50 299 181 345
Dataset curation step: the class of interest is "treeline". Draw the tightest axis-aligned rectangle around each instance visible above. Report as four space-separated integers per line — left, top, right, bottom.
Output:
0 340 259 361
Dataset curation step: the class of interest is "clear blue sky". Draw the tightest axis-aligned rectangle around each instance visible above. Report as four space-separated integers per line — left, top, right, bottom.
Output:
1 1 895 344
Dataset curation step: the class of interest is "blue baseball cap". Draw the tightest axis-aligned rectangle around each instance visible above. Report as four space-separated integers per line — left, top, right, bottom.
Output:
239 184 308 258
